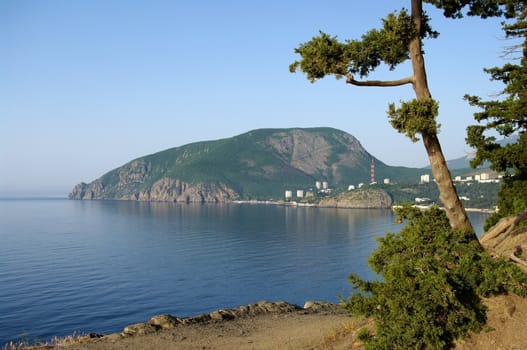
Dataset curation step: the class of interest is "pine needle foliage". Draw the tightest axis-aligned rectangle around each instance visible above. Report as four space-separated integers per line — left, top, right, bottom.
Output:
344 205 527 350
465 2 527 229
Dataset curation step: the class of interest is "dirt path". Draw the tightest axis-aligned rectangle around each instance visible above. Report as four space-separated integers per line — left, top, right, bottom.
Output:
56 307 366 350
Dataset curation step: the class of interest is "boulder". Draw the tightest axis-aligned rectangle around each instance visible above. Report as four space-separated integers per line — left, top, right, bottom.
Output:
122 322 160 336
148 314 181 329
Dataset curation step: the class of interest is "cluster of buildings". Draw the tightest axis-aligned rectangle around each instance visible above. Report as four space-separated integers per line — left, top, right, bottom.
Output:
284 169 499 201
284 189 306 200
284 177 393 200
284 180 330 200
283 160 392 200
454 173 501 183
416 172 501 205
420 172 500 184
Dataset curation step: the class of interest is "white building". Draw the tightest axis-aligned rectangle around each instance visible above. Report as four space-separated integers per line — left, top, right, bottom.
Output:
383 178 391 184
415 197 431 203
315 181 322 190
348 185 355 191
420 174 431 184
322 181 329 190
296 190 304 198
285 190 292 199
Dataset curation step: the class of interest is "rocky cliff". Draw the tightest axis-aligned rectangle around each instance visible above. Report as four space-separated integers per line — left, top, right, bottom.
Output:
69 177 239 203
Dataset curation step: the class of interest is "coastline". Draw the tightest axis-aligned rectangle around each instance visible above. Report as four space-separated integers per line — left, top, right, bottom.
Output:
392 204 496 214
232 199 316 207
233 199 496 213
17 301 359 350
13 294 527 350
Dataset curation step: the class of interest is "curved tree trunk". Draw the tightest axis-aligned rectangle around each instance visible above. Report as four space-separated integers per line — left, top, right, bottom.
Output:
422 132 475 233
411 0 475 234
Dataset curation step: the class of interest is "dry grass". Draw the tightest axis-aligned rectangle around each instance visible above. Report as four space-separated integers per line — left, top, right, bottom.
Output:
2 332 88 350
308 317 373 350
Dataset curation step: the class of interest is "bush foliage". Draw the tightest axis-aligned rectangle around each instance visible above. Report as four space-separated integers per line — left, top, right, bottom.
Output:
344 206 527 350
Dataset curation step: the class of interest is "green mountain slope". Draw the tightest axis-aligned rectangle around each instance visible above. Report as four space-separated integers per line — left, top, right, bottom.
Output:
69 127 423 202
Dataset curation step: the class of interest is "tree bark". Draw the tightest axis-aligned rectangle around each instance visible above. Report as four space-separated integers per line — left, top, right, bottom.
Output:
346 74 414 87
410 0 475 234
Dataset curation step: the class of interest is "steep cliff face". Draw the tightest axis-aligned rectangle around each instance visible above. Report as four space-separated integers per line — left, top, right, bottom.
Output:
317 189 393 209
265 128 371 183
69 178 239 203
69 181 105 200
128 178 239 202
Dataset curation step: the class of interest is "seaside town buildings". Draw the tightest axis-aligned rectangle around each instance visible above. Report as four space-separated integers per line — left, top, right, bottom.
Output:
423 172 501 184
284 172 499 200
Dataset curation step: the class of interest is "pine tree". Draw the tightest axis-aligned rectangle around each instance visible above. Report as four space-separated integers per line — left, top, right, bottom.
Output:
465 1 527 228
290 0 505 235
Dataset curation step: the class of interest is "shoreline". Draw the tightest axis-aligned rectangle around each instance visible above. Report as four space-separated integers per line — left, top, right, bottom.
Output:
4 196 498 213
392 203 496 214
233 199 496 213
7 301 351 349
13 294 527 350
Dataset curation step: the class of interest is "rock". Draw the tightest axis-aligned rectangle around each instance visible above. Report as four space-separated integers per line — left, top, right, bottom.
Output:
170 301 301 326
102 333 123 342
122 322 160 336
79 300 338 343
210 309 236 321
180 313 212 325
68 181 105 200
148 314 181 329
69 177 239 203
317 189 393 209
303 301 341 312
303 301 316 309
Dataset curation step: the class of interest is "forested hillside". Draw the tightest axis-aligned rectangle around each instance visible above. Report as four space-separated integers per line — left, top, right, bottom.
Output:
69 127 423 202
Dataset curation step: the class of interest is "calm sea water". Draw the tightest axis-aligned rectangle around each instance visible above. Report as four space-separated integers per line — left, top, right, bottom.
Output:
0 199 489 344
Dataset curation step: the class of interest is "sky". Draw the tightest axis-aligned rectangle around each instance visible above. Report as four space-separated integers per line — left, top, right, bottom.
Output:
0 1 510 197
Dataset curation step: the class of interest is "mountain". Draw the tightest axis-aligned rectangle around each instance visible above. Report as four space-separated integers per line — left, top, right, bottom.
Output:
426 135 520 170
69 127 422 202
444 152 477 170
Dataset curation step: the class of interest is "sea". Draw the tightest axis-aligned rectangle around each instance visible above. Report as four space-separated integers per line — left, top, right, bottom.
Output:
0 198 490 344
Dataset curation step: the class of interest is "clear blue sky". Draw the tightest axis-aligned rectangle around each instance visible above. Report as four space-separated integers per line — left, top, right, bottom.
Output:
0 1 508 196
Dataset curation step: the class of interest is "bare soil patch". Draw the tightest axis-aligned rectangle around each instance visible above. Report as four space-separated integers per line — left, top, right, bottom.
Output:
54 304 364 350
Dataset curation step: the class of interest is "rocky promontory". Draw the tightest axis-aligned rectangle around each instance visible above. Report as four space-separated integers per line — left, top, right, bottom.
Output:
69 177 239 203
317 189 393 209
68 158 240 202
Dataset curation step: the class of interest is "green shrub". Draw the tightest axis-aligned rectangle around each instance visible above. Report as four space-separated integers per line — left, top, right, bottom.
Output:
344 205 527 350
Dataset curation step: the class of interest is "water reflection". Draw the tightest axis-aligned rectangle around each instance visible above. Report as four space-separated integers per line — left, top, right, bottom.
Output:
0 199 491 343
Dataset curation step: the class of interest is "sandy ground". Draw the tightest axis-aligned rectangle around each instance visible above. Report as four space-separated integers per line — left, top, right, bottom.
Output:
55 306 367 350
454 293 527 350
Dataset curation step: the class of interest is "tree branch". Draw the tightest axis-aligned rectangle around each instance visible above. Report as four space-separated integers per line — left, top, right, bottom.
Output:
346 73 415 87
509 253 527 270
